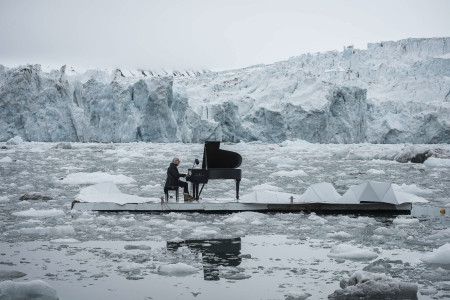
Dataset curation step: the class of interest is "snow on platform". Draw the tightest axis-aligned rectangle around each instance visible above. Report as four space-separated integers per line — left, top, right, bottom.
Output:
71 181 424 214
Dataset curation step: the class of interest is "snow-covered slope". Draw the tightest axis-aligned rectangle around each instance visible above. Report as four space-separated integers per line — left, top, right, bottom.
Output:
1 37 449 143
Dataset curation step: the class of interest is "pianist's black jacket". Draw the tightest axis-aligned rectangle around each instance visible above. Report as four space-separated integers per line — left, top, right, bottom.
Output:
165 163 186 187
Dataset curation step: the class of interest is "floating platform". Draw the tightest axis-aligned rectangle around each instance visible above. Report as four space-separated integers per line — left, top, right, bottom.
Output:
71 200 412 215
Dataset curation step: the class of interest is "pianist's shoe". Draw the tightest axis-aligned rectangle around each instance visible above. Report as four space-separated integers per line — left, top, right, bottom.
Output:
183 193 195 202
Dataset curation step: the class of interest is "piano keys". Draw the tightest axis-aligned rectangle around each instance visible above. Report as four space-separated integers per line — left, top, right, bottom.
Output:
186 141 242 200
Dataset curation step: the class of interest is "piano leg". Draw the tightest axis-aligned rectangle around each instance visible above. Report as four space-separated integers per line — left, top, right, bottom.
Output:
192 183 199 200
235 179 240 200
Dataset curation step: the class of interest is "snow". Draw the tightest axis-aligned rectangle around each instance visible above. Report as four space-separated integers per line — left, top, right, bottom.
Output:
0 280 58 300
157 263 198 276
327 244 378 260
12 208 65 218
421 243 450 265
60 172 136 185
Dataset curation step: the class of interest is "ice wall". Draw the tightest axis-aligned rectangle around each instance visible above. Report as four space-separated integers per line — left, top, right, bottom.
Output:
1 37 449 143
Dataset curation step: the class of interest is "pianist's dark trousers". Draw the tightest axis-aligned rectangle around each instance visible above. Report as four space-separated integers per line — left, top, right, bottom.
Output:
175 181 189 194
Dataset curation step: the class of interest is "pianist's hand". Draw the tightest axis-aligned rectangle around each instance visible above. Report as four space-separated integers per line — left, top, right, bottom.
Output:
186 173 190 177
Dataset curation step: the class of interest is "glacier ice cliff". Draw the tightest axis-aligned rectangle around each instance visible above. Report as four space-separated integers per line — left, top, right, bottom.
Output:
1 37 449 143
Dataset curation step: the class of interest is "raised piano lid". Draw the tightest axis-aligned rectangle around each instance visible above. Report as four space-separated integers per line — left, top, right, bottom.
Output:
202 141 242 169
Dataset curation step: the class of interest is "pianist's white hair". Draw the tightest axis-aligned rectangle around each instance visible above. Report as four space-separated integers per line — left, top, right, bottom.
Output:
172 157 179 163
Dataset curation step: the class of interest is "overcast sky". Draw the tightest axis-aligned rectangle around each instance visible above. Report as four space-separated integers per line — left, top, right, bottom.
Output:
1 0 449 71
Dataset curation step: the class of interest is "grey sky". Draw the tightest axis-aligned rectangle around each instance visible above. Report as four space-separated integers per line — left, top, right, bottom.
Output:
1 0 449 71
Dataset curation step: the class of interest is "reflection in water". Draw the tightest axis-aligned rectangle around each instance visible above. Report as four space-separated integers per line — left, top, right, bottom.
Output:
167 238 241 280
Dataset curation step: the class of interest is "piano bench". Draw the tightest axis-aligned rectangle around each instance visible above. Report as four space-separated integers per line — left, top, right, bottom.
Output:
164 186 179 202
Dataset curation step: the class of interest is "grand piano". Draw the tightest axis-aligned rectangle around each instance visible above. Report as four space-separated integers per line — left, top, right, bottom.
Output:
187 141 242 200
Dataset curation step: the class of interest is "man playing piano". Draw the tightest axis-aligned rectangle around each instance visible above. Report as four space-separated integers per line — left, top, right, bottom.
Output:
165 157 195 201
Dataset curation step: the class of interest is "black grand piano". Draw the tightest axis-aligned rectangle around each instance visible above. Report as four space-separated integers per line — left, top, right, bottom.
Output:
187 141 242 200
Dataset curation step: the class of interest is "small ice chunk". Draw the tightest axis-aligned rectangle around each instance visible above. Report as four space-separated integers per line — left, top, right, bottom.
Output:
124 245 151 250
18 225 75 236
427 228 450 242
308 213 327 224
285 291 312 300
393 217 419 226
50 238 80 244
421 243 450 265
328 244 378 260
6 136 23 145
12 208 65 218
157 263 198 276
366 169 385 175
0 280 58 300
270 170 308 177
251 183 282 191
0 156 13 163
392 183 433 196
223 212 266 224
327 231 353 240
329 270 417 299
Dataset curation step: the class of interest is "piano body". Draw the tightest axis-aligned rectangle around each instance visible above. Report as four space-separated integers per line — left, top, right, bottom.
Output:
187 141 242 200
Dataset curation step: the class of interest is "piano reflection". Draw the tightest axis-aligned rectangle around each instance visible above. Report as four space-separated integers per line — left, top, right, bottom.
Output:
186 141 242 200
167 238 242 281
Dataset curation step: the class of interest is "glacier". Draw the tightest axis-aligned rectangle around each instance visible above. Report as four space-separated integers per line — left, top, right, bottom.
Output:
1 37 449 143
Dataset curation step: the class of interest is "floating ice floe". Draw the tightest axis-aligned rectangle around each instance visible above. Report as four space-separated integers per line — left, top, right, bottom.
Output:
157 263 198 276
392 216 420 226
329 270 418 299
327 244 378 260
424 157 450 168
60 172 136 185
0 280 58 300
421 243 450 265
12 208 65 218
76 181 159 205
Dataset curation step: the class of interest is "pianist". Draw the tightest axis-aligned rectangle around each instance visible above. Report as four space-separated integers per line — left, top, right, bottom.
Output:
165 157 195 201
